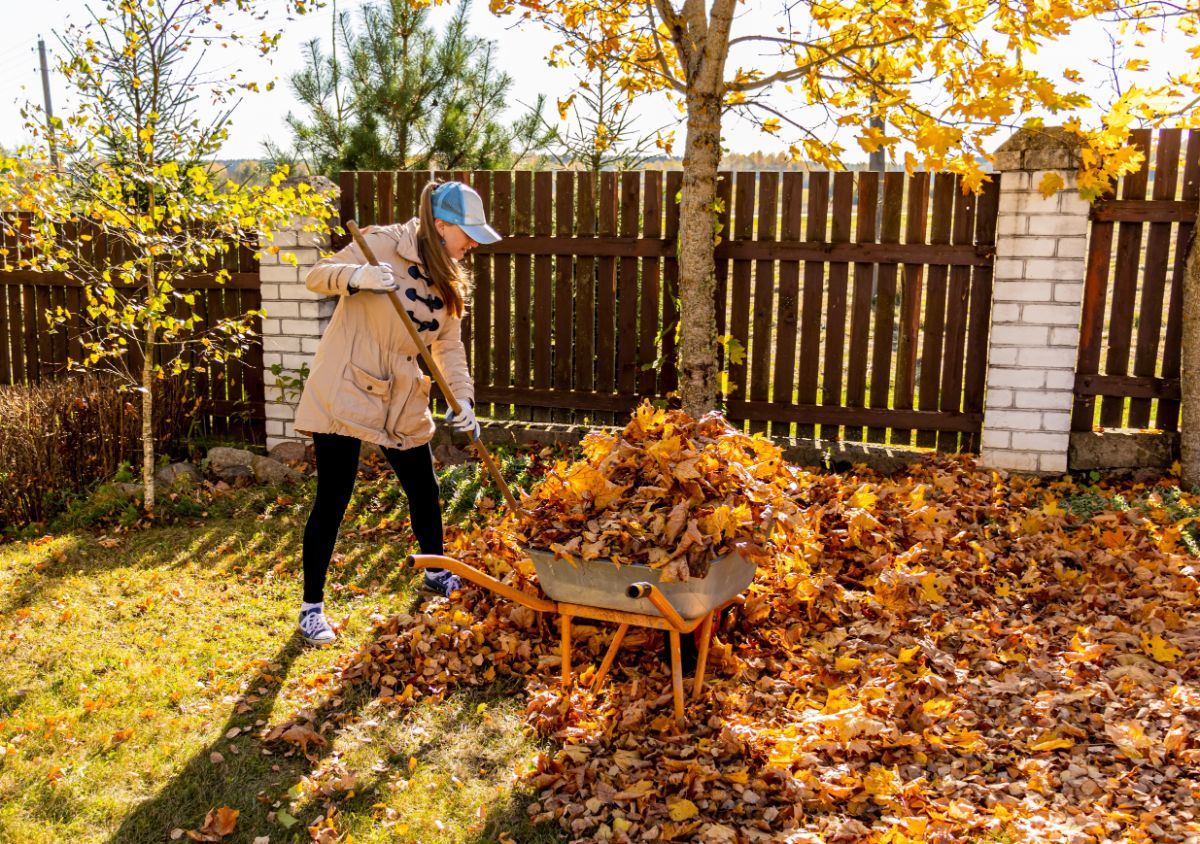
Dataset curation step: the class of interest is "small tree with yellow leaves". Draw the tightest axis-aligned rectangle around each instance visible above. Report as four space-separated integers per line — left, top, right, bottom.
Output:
0 0 332 511
489 0 1199 418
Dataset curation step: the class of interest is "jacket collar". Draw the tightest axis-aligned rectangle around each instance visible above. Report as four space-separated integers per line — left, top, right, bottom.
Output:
376 218 422 265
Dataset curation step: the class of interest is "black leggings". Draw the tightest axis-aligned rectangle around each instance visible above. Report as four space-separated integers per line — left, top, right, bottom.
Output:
302 432 443 603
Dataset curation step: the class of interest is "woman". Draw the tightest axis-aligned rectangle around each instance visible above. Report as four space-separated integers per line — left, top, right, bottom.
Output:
292 180 501 646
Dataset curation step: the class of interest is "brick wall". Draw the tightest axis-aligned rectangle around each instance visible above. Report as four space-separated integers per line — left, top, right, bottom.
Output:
979 128 1089 474
260 222 333 450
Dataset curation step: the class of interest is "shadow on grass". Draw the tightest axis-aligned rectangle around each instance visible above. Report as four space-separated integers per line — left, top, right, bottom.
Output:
105 631 311 844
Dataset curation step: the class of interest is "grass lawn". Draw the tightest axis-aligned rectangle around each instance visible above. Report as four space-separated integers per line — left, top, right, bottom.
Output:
0 458 565 843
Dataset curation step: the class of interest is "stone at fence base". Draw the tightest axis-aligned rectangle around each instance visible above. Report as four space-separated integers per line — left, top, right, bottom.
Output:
268 440 309 466
1068 430 1178 471
155 462 200 490
775 438 926 475
207 446 302 485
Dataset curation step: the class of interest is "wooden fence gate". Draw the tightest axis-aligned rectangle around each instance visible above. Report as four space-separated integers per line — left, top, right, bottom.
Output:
340 168 999 451
1073 128 1200 434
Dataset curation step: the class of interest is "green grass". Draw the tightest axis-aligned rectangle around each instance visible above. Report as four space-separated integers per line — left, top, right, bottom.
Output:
0 459 566 843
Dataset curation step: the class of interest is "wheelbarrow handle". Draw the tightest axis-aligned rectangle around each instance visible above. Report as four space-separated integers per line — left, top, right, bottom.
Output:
627 581 689 632
407 554 557 614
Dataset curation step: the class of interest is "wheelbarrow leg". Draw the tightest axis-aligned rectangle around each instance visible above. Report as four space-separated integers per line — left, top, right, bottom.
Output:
669 630 685 725
591 623 629 693
692 610 715 700
560 614 572 689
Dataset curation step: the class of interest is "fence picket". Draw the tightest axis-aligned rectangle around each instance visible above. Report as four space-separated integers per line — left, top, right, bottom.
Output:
771 171 804 440
618 173 641 398
595 172 617 426
845 172 879 442
554 171 575 423
532 172 554 423
661 171 682 396
894 172 930 446
575 172 596 396
916 173 955 448
492 171 513 421
937 179 977 452
640 171 663 398
868 173 905 443
513 171 533 419
728 172 756 422
821 172 853 442
798 171 828 440
749 172 778 436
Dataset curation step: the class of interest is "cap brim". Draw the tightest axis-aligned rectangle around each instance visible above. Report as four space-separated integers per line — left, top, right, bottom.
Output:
461 223 502 245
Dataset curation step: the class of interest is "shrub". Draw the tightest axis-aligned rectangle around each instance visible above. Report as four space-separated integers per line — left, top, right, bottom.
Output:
0 374 198 531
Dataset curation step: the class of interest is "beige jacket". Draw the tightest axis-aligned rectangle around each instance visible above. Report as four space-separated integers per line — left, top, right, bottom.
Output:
293 219 473 450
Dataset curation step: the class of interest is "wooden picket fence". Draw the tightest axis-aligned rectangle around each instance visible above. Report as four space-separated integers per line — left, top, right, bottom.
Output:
1073 127 1200 434
339 168 1000 451
0 214 265 440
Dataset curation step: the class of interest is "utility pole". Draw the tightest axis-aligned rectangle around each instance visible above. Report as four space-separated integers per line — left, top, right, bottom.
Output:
38 36 59 170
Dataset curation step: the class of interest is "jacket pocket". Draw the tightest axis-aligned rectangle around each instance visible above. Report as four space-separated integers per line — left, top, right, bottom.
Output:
339 362 392 430
390 373 434 438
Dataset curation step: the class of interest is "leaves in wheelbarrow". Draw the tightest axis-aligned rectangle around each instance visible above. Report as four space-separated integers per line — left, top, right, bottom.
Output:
516 402 805 579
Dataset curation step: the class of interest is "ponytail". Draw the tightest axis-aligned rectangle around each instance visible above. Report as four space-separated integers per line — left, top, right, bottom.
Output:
417 180 469 318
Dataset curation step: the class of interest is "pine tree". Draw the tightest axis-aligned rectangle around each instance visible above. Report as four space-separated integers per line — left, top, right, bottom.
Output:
279 0 550 175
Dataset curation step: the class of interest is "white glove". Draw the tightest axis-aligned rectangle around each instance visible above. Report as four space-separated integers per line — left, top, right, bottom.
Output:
348 263 397 292
444 403 480 439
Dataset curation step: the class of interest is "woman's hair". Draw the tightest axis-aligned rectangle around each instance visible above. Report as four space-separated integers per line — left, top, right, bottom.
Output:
416 180 469 319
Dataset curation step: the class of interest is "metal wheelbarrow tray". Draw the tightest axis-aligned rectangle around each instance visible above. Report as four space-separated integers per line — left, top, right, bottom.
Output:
524 546 755 617
405 547 756 725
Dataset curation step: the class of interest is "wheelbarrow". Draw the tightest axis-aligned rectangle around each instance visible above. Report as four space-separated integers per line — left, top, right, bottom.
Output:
345 218 754 722
405 549 755 725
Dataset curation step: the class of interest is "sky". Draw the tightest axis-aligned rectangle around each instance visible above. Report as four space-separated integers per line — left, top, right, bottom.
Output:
0 0 1191 162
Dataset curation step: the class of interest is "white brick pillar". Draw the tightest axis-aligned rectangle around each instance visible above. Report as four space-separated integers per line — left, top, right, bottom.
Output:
260 181 339 451
980 128 1089 474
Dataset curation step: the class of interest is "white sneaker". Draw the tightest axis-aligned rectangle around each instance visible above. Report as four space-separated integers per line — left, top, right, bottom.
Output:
299 606 336 646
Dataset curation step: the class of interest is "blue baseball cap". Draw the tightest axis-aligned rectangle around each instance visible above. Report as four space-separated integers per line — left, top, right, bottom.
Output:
431 181 502 245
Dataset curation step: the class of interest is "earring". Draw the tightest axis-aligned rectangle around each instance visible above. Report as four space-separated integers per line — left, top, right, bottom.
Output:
440 237 446 247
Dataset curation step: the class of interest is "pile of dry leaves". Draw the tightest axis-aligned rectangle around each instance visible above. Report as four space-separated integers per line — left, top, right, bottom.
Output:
266 405 1200 843
517 403 805 580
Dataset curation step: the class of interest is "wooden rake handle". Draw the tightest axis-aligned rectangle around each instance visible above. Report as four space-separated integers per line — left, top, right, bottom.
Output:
346 220 520 517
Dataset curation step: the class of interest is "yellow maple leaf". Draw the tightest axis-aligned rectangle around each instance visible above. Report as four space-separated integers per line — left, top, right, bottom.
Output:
850 486 877 510
863 765 900 799
1141 632 1182 663
1038 172 1065 198
919 572 945 603
835 656 862 672
922 697 954 717
667 798 699 820
1029 732 1074 751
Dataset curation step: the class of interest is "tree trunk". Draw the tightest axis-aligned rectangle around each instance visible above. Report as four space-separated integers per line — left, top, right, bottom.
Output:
677 91 723 418
142 322 157 512
142 249 157 512
1182 219 1200 489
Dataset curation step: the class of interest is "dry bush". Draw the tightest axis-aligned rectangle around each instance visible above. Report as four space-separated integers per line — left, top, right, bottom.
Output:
0 374 198 529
